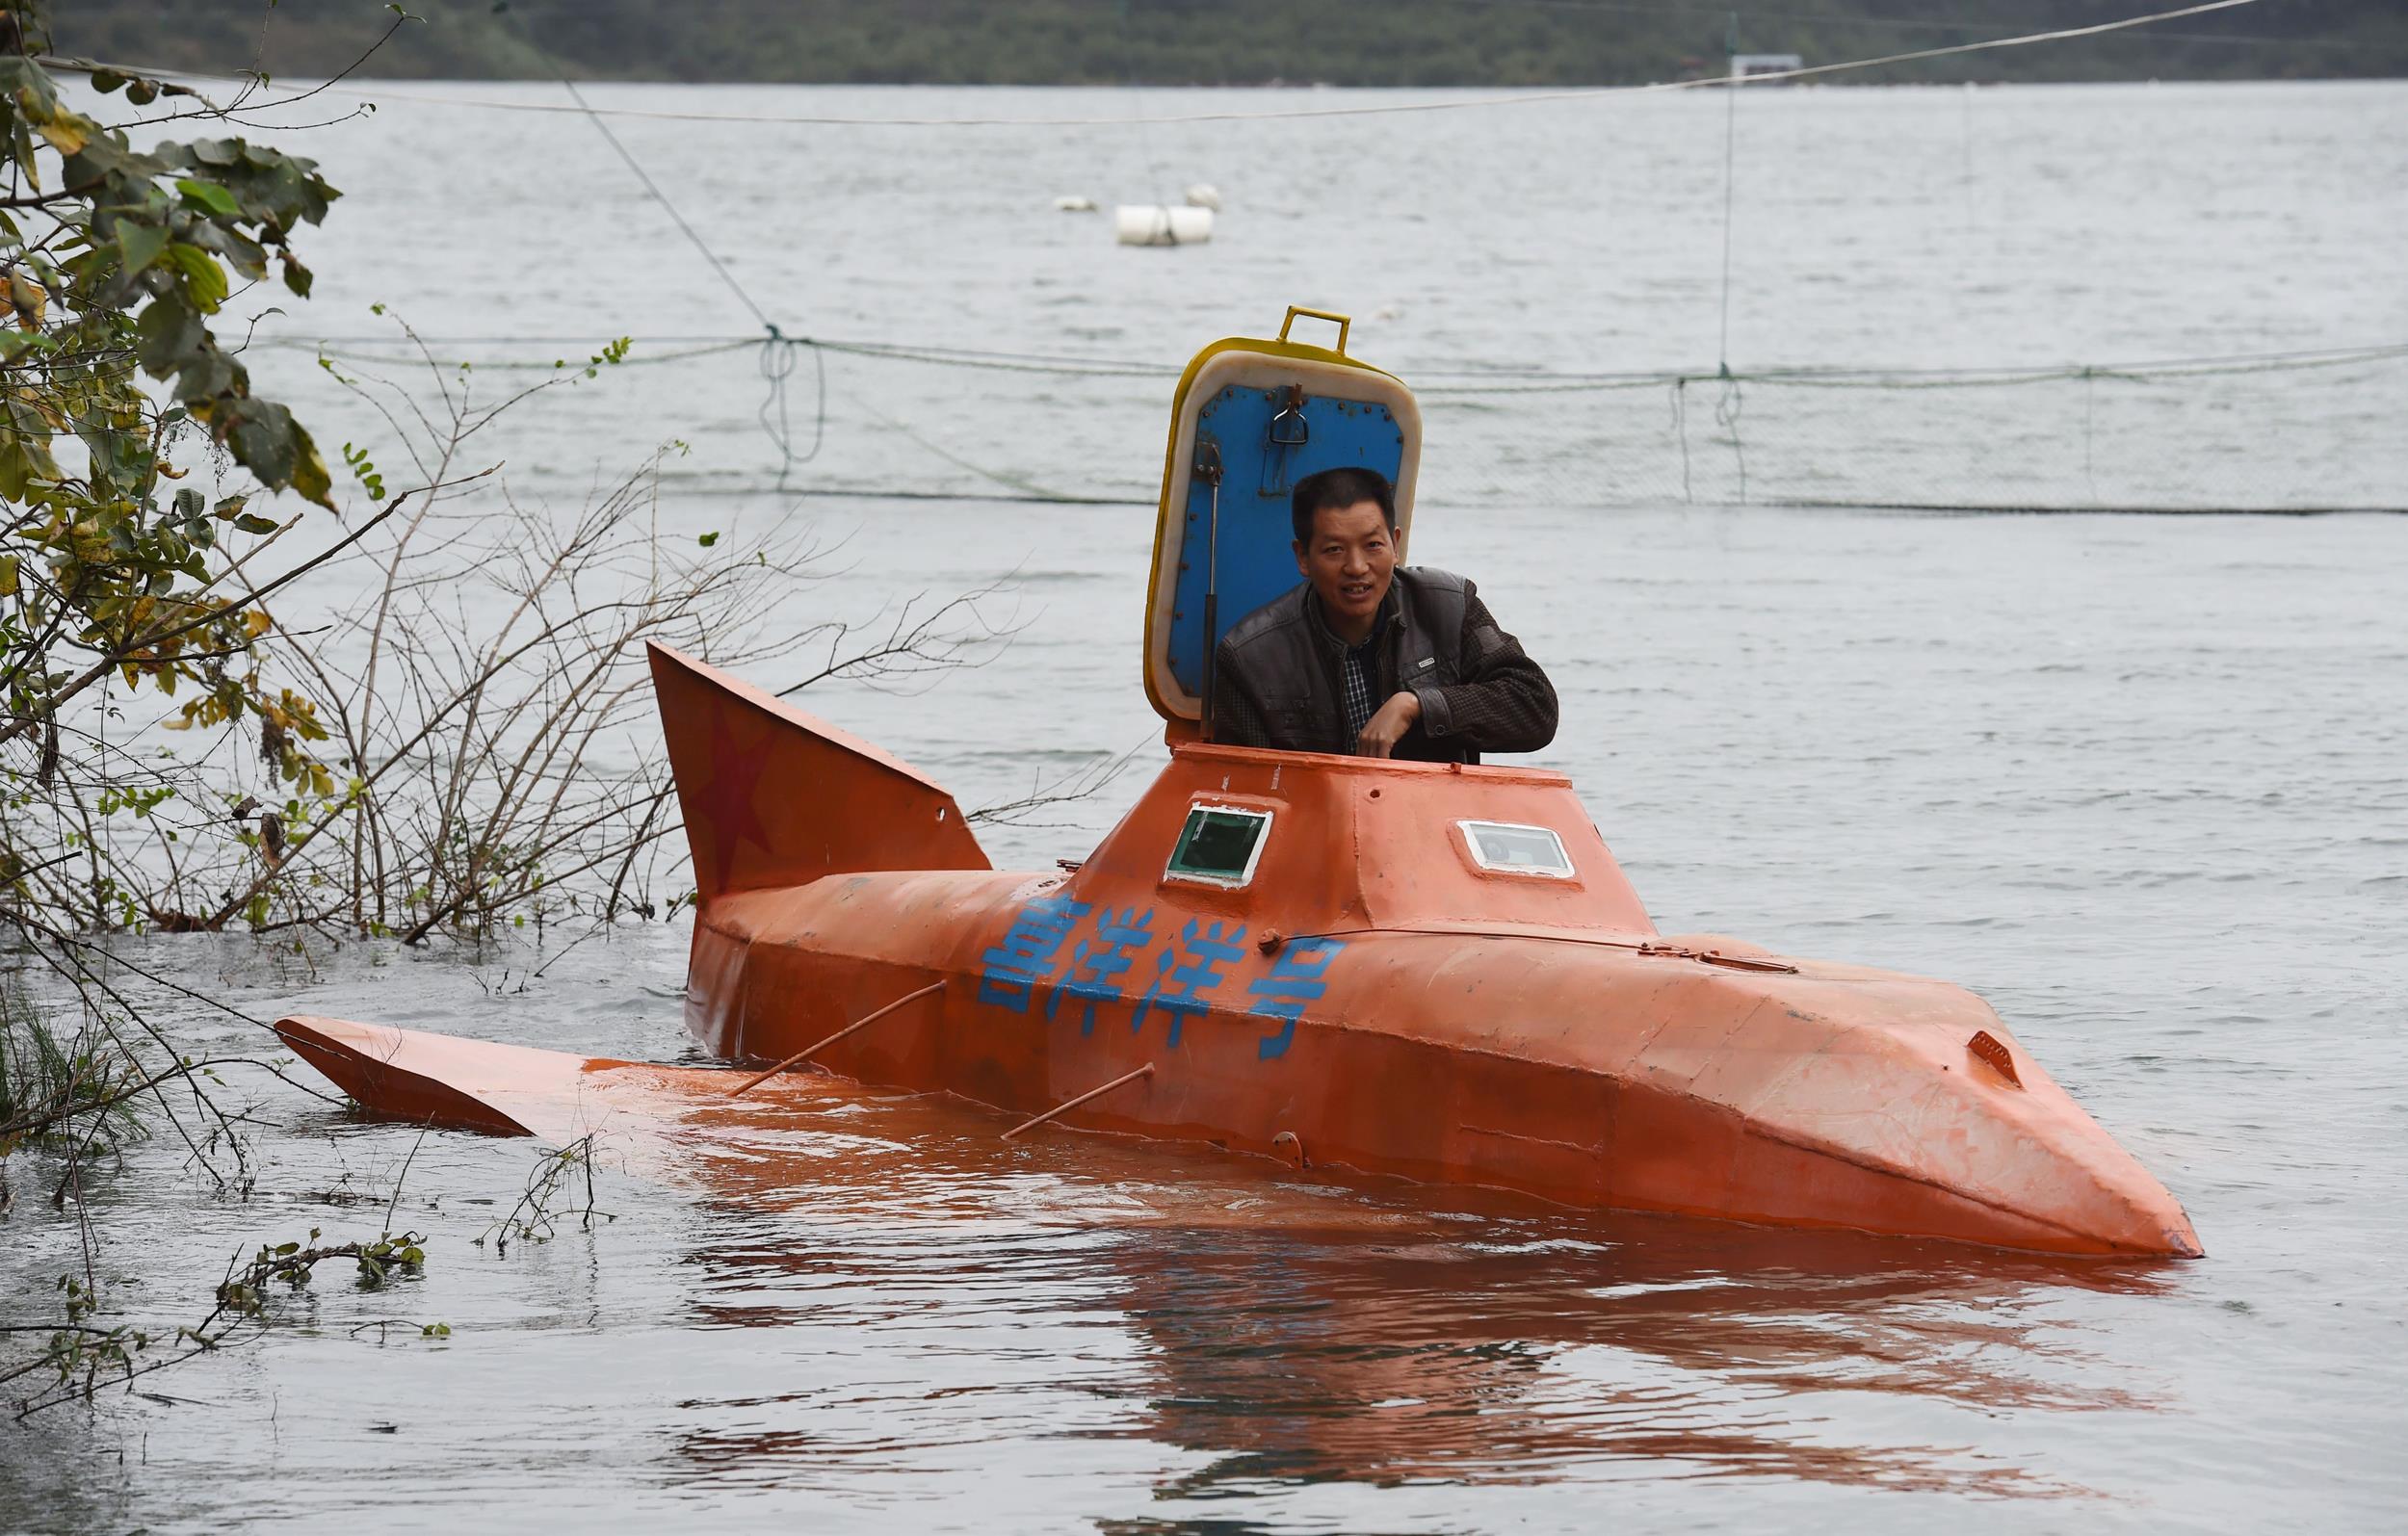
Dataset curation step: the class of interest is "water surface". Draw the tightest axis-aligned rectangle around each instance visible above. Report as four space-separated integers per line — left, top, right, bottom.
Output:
2 80 2403 1532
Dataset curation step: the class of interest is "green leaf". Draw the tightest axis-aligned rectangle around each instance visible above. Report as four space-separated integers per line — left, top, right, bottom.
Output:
697 532 720 548
226 402 299 487
135 298 204 374
90 69 129 95
175 178 242 218
190 221 270 280
281 252 313 299
287 422 335 509
232 513 278 535
116 221 170 276
163 245 230 312
34 111 89 158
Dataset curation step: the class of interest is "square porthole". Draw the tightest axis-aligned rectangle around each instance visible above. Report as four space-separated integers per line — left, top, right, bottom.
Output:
1166 805 1273 888
1457 820 1575 880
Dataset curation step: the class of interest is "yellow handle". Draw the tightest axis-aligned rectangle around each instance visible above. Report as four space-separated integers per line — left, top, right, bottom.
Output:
1277 305 1351 356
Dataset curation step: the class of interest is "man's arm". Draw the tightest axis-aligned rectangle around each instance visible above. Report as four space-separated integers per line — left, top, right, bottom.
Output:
1406 585 1557 754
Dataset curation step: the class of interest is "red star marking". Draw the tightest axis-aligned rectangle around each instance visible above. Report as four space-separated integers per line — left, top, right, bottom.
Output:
694 704 776 893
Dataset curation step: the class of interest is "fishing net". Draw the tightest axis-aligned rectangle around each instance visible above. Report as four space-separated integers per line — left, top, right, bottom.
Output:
263 335 2407 514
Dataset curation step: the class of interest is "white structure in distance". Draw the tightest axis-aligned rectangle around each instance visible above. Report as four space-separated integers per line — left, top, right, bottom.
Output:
1114 204 1215 246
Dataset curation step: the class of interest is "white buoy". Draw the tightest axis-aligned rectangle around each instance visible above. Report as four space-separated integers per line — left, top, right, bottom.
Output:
1054 195 1098 212
1183 182 1223 212
1113 204 1214 247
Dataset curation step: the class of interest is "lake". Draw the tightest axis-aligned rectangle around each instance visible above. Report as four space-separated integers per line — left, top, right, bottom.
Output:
1 78 2402 1533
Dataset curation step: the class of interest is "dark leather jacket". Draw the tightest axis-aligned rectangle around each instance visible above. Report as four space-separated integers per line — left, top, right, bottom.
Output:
1208 567 1557 763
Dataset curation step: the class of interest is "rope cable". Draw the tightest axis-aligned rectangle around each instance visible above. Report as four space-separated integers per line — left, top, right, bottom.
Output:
550 74 821 482
1716 11 1741 377
259 332 2408 389
557 76 772 333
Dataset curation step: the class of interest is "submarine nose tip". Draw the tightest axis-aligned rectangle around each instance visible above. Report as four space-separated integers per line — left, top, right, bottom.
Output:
1923 1058 2207 1259
2156 1208 2206 1260
2085 1159 2205 1259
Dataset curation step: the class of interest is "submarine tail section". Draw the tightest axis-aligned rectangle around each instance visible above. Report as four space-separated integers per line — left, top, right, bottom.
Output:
646 641 990 908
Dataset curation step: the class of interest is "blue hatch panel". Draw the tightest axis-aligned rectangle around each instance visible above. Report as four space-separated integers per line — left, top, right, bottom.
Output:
1165 386 1406 698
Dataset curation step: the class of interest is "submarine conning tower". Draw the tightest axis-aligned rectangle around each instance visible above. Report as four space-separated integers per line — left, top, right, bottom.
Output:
1118 305 1661 940
1071 743 1660 950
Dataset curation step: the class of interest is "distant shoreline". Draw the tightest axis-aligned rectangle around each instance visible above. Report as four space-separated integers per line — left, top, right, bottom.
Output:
83 72 2408 94
60 0 2408 91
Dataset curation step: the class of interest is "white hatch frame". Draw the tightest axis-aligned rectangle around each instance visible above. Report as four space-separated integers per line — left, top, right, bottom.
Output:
1455 820 1577 880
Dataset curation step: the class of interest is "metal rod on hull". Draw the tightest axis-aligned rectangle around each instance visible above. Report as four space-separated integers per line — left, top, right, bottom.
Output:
1001 1062 1155 1140
727 979 946 1096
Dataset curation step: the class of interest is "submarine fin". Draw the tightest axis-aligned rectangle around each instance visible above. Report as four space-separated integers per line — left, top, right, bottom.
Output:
647 642 989 906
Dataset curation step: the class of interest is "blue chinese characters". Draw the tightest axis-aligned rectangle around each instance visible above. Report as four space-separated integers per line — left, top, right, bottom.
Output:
975 898 1349 1058
1134 919 1248 1048
1046 905 1155 1035
1243 937 1346 1060
976 895 1090 1012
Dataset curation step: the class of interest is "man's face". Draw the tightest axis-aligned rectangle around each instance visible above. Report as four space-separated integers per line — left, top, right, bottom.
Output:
1294 499 1397 634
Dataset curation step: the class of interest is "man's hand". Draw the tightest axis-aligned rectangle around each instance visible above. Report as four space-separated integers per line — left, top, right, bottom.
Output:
1357 690 1423 758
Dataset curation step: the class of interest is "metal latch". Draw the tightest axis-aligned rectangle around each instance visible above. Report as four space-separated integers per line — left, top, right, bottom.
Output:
1260 383 1308 497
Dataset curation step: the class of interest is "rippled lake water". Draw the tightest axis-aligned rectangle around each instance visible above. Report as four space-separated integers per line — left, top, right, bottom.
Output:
2 80 2404 1532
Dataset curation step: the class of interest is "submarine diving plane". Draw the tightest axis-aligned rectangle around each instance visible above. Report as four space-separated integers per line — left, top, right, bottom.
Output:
278 308 2201 1260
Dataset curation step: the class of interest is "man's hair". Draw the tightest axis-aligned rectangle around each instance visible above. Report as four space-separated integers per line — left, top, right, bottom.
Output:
1290 466 1397 546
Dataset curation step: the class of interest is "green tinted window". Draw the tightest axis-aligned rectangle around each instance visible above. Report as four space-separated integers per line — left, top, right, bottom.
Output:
1166 806 1271 886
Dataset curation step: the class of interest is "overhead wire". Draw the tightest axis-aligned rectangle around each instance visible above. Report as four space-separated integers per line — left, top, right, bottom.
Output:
1716 10 1741 377
1338 0 2343 49
556 76 772 333
542 75 824 482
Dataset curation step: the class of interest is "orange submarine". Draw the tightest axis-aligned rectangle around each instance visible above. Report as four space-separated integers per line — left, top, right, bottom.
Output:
278 308 2202 1260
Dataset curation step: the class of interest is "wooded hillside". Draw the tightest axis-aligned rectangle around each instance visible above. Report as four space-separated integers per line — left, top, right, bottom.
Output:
58 0 2407 86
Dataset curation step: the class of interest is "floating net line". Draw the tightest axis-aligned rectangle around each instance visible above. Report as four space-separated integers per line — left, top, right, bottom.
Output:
253 334 2408 515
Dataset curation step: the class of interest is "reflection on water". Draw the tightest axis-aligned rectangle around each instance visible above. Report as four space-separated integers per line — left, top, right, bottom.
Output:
653 1086 2169 1503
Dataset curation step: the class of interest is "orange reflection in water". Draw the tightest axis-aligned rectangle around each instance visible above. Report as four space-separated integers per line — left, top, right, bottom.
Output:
640 1074 2175 1500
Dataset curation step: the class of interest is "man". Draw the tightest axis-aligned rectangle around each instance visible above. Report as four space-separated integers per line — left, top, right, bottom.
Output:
1209 466 1557 762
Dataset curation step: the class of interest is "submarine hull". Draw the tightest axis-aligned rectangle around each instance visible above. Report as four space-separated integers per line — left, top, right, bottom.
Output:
689 866 2199 1259
274 642 2199 1261
641 637 2198 1259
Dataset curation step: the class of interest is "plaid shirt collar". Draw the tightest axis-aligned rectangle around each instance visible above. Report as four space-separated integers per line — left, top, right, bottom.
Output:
1307 582 1400 746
